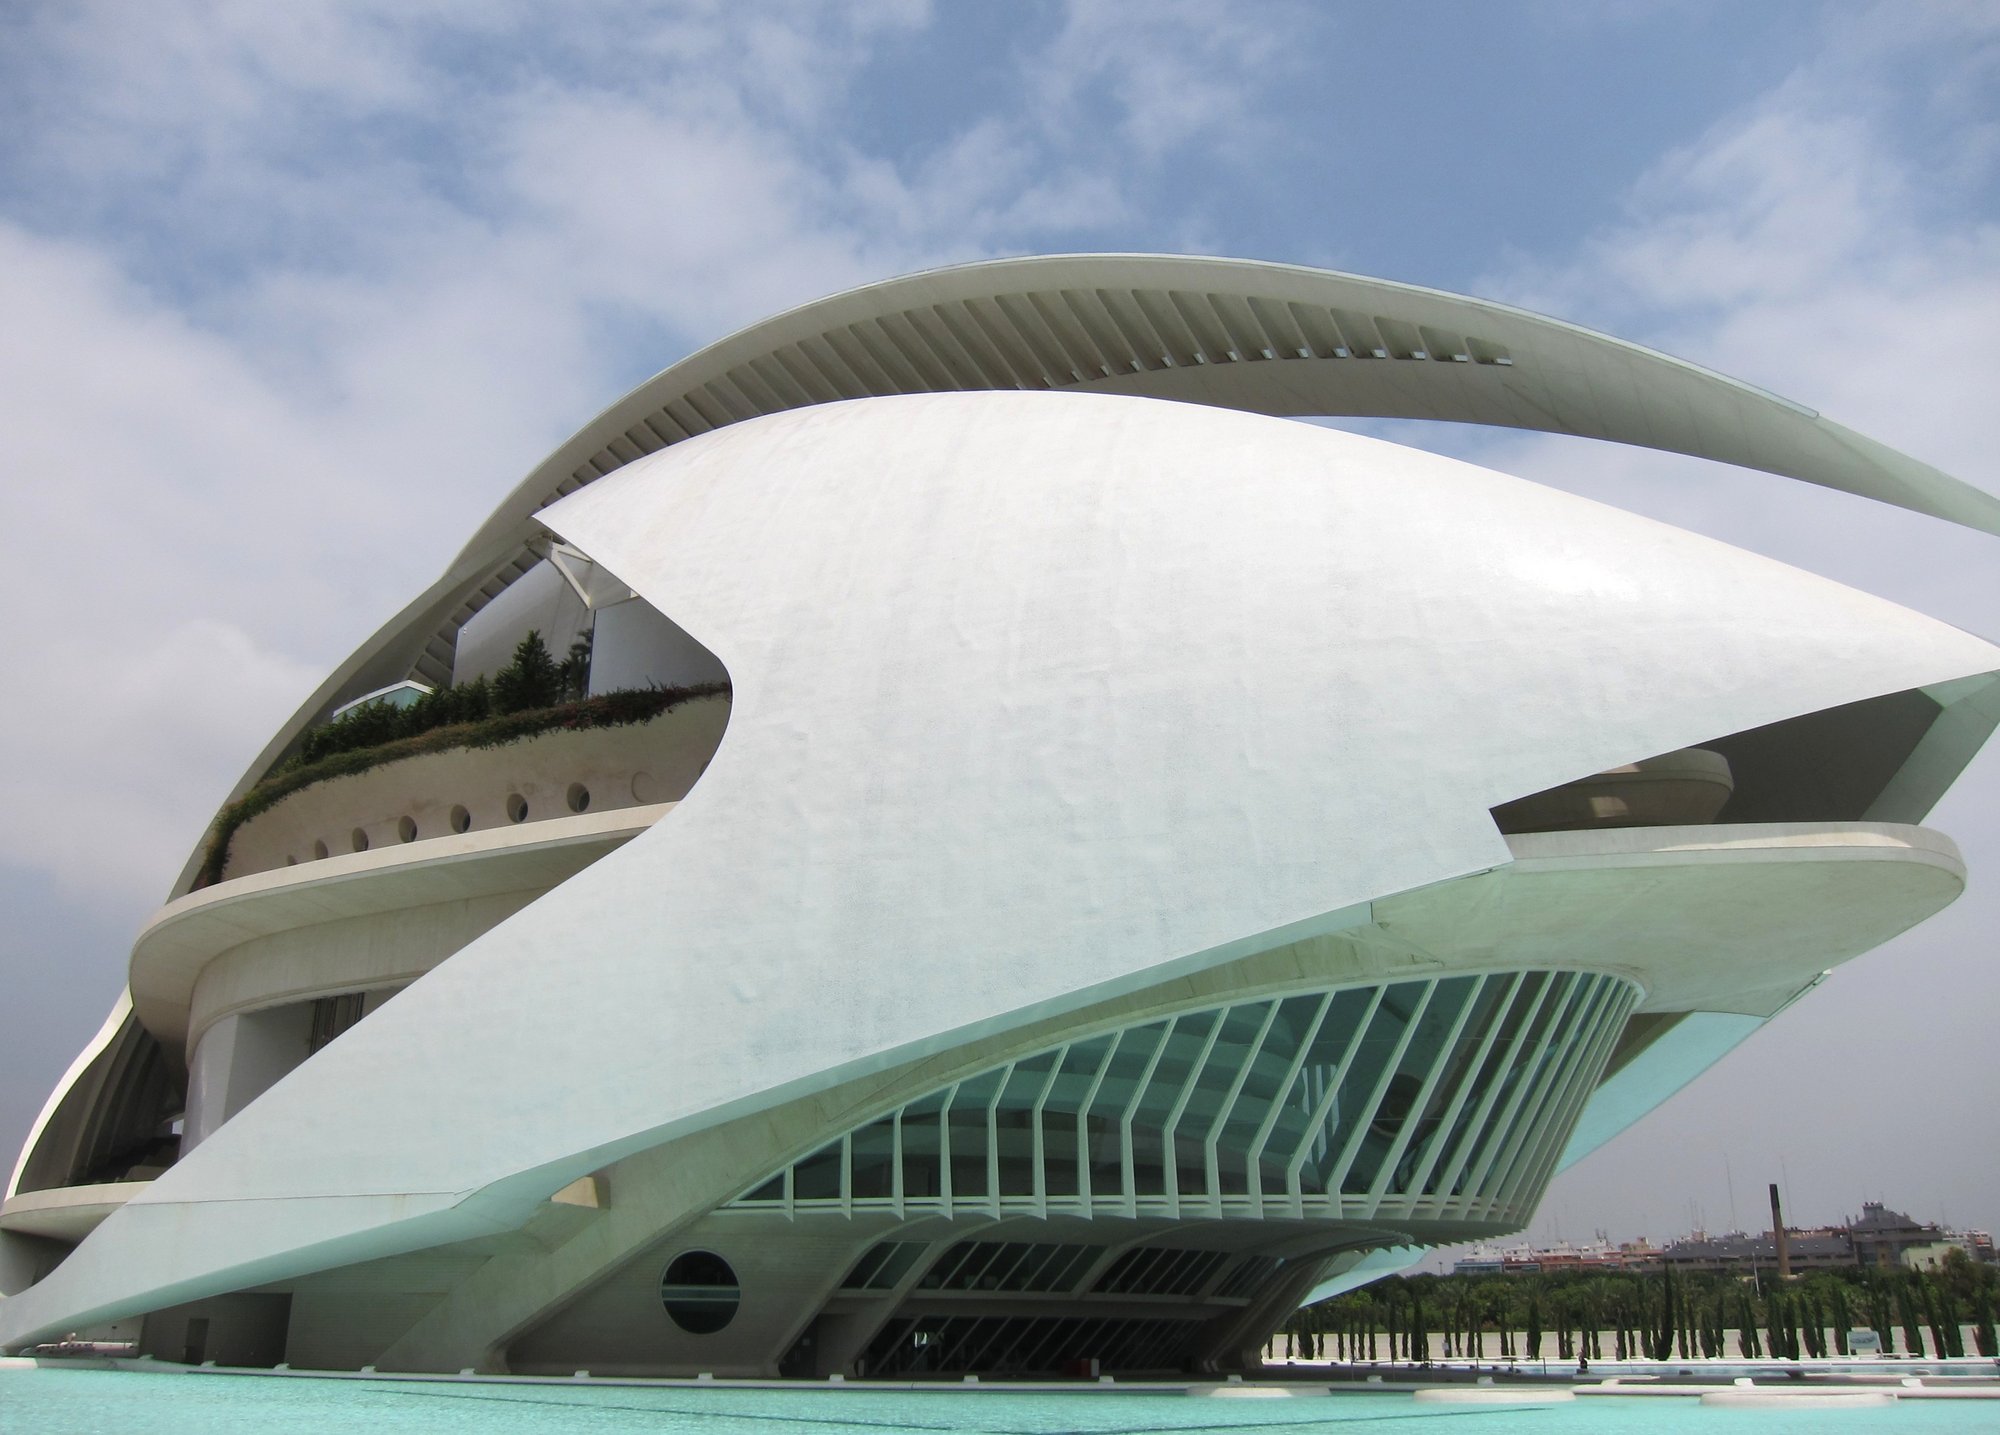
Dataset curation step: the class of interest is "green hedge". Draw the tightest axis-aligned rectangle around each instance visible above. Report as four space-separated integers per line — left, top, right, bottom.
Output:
295 630 592 766
195 681 730 889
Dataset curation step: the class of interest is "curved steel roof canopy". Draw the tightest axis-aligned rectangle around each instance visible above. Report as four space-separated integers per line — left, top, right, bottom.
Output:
175 254 2000 897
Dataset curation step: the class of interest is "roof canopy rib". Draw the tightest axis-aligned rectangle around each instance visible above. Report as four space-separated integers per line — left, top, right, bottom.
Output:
460 253 2000 566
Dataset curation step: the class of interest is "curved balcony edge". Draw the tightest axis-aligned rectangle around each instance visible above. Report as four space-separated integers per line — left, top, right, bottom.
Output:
131 803 675 1049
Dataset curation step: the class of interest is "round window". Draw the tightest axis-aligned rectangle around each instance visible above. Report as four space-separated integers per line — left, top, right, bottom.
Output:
659 1250 739 1334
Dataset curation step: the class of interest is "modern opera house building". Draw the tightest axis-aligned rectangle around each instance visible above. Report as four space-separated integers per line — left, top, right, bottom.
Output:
3 256 1997 1378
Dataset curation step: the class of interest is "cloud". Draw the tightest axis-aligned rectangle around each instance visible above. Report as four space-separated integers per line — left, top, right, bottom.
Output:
0 2 1314 926
1029 0 1305 164
1435 2 2000 1242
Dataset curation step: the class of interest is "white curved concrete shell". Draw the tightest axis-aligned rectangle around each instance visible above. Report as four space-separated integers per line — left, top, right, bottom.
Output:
3 255 1996 1378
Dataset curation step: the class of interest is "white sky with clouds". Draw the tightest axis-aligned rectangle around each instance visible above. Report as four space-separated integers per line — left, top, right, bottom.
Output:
0 1 1994 1246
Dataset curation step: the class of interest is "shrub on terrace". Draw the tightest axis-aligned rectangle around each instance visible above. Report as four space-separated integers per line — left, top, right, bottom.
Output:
295 629 594 768
195 658 729 889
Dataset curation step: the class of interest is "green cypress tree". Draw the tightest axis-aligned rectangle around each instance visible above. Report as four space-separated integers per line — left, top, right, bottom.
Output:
1920 1274 1957 1359
493 629 563 714
1898 1277 1928 1358
1869 1274 1895 1356
560 629 593 702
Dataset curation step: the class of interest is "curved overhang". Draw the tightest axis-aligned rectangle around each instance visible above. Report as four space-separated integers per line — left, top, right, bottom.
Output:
171 254 2000 900
5 995 132 1202
463 252 2000 560
137 804 673 1048
1451 821 1966 1016
0 1180 151 1244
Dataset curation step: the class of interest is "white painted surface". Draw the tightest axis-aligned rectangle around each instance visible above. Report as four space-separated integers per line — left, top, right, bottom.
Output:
0 1180 150 1242
174 254 2000 905
133 800 687 1048
588 599 728 695
4 392 1995 1348
183 1006 312 1151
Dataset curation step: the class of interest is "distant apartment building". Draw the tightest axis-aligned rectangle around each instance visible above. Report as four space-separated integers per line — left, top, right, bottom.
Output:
1659 1229 1852 1276
1452 1239 1661 1277
1847 1203 1952 1269
1453 1202 1991 1278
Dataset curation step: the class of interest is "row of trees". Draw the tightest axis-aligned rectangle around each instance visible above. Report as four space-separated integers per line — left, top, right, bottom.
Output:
294 630 593 767
1276 1255 2000 1364
195 631 728 888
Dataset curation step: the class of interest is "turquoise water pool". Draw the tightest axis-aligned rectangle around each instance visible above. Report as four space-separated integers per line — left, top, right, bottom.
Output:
0 1371 1988 1435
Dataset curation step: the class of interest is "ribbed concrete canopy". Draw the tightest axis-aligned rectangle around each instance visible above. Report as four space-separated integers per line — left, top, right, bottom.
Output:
462 253 2000 564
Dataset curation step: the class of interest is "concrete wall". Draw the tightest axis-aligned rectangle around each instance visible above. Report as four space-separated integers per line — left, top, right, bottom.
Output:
184 1005 314 1153
509 1220 865 1377
0 1232 70 1299
140 1293 290 1367
225 695 728 879
589 596 729 694
186 896 530 1055
282 1244 490 1371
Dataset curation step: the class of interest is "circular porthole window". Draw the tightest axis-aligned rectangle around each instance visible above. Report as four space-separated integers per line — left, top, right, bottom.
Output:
450 804 471 834
350 827 370 853
398 815 418 843
659 1250 739 1334
566 782 590 813
506 793 529 823
312 840 329 861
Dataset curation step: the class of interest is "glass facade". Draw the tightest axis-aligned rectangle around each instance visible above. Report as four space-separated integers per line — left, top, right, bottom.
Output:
730 970 1637 1228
